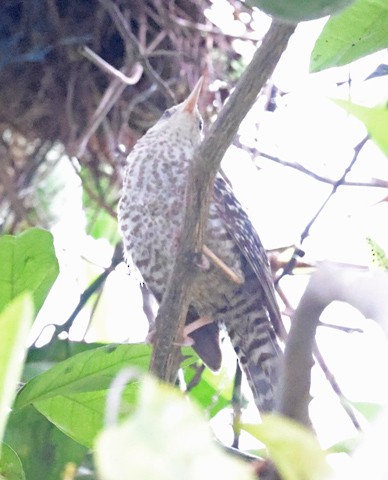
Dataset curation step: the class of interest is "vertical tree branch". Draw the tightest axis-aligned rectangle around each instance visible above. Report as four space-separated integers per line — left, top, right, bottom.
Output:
150 20 296 381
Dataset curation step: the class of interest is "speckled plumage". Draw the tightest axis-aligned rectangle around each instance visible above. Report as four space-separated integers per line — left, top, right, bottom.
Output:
118 80 282 412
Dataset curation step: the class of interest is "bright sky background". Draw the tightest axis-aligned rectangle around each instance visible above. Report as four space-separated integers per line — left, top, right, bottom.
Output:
29 1 388 469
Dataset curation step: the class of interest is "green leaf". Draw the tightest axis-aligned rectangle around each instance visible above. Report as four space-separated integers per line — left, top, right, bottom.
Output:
15 344 151 409
249 0 355 22
327 436 359 454
333 100 388 155
95 375 255 480
14 344 151 447
310 0 388 72
0 443 25 480
0 228 59 315
4 406 87 480
366 237 388 271
242 414 329 480
349 400 383 421
0 294 34 444
35 387 139 448
89 209 120 242
23 339 108 382
185 364 232 417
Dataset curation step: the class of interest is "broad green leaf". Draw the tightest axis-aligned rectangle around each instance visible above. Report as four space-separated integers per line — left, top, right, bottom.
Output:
0 228 59 315
242 414 329 480
334 100 388 155
310 0 388 72
15 343 151 409
0 294 34 444
0 442 25 480
14 344 151 447
26 338 105 364
35 387 138 448
95 375 255 480
4 406 87 480
23 339 107 382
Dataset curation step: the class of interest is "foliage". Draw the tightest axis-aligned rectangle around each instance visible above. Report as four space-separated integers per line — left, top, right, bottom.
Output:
310 0 388 72
0 294 33 445
0 229 59 315
0 443 25 480
366 238 388 271
242 416 329 480
15 344 151 447
95 375 255 480
248 0 356 22
333 100 388 156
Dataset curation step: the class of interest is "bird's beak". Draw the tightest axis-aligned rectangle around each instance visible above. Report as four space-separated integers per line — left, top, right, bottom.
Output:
182 77 203 114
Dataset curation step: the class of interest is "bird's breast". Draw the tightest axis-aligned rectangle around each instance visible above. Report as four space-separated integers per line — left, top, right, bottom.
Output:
118 145 191 296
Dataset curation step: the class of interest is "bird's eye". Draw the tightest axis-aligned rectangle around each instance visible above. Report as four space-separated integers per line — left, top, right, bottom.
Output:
198 117 203 131
161 107 175 119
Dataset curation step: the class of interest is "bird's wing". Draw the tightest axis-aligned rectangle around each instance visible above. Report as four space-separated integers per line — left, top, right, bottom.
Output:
213 175 283 335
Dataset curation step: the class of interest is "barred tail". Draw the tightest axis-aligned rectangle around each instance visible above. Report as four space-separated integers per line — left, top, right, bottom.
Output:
227 306 282 413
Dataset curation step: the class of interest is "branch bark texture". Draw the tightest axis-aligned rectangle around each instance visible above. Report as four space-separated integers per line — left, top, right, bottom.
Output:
150 20 296 381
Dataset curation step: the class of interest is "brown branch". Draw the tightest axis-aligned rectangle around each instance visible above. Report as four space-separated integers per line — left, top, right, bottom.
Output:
149 20 296 381
275 272 326 426
276 262 388 427
80 46 143 85
98 0 176 103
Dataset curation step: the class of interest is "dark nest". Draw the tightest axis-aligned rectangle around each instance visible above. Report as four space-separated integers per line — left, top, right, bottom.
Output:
0 0 258 233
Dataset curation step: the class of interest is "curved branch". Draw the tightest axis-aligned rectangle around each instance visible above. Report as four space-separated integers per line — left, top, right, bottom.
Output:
150 20 296 381
276 262 388 426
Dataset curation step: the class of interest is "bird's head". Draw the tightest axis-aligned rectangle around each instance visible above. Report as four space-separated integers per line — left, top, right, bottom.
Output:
146 77 204 147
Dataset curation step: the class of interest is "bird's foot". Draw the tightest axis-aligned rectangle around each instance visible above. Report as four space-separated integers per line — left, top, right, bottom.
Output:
146 317 214 347
173 316 214 346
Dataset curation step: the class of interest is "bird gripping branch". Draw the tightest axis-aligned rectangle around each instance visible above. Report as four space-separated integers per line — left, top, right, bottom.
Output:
118 78 282 412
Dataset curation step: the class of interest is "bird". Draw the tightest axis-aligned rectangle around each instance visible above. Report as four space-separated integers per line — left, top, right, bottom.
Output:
118 77 283 413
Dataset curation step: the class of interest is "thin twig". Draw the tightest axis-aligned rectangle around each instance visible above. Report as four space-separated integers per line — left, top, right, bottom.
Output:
232 362 243 449
275 136 369 284
80 45 143 85
186 363 206 391
171 14 263 42
67 157 118 218
98 0 175 102
300 135 369 244
258 150 386 188
313 343 361 431
55 243 123 335
149 20 296 382
72 63 142 158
